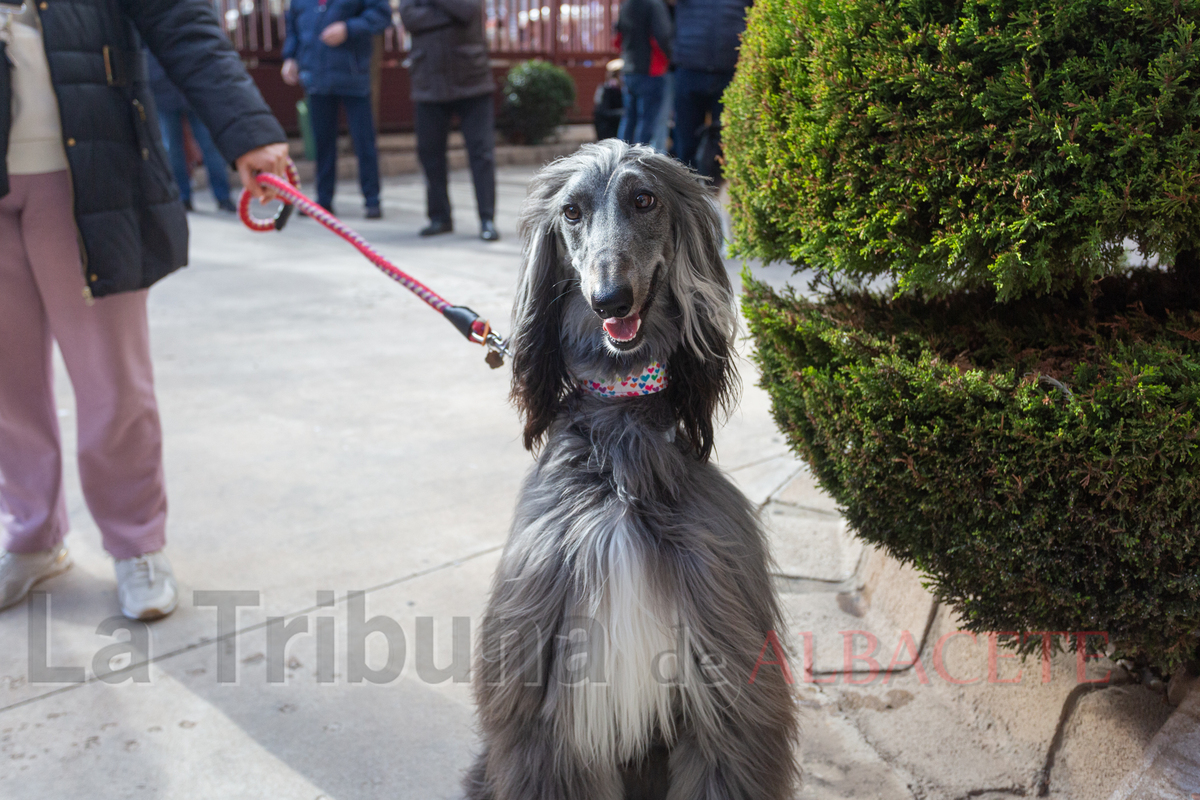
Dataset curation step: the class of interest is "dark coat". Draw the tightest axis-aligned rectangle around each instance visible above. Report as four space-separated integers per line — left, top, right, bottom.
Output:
282 0 392 97
672 0 751 74
32 0 285 299
615 0 672 76
399 0 494 104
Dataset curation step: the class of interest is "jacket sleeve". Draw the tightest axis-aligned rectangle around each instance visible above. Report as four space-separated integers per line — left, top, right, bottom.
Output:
346 0 393 39
124 0 287 163
282 2 299 59
399 0 455 33
651 0 672 62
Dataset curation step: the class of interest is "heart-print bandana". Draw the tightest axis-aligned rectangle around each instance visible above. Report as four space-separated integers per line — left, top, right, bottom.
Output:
580 361 668 398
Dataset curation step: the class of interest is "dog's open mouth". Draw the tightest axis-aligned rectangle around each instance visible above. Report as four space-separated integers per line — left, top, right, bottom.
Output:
599 268 660 351
602 312 642 346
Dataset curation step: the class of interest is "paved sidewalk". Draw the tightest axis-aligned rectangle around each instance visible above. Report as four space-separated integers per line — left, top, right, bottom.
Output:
0 168 801 799
0 168 1185 800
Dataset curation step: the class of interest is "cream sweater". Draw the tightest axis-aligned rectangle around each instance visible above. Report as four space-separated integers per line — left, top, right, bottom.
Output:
3 5 69 175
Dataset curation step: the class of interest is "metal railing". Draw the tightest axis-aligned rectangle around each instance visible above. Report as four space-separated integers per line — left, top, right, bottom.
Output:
217 0 620 60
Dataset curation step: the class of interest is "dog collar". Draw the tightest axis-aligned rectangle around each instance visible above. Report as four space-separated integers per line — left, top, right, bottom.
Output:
579 362 667 398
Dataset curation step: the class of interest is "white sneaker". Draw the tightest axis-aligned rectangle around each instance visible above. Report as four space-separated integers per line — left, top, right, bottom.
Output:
115 550 178 621
0 544 73 611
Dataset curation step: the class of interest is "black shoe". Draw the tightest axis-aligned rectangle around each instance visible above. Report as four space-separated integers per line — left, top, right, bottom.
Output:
365 205 382 220
217 199 237 214
419 220 453 237
480 220 500 242
183 199 194 212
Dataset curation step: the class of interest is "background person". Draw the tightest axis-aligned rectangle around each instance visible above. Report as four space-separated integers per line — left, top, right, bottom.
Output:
399 0 500 241
593 59 626 141
282 0 391 218
650 0 677 154
614 0 672 148
0 0 288 620
671 0 751 174
147 51 237 213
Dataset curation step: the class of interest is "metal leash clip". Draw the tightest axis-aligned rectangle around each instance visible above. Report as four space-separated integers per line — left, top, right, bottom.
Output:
443 306 511 369
483 332 512 369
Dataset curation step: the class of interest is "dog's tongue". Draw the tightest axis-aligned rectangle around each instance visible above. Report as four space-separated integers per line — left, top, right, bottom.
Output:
603 312 641 342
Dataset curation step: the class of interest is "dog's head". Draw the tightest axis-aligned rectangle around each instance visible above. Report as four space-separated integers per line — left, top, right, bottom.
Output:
510 140 737 459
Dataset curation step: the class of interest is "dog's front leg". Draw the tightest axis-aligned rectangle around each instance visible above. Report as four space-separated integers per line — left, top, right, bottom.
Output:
482 720 624 800
665 716 799 800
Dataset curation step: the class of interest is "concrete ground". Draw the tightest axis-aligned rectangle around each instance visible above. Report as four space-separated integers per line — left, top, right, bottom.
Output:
0 168 1192 799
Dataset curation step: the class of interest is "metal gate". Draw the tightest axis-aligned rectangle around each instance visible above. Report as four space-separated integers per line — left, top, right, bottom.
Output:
215 0 619 131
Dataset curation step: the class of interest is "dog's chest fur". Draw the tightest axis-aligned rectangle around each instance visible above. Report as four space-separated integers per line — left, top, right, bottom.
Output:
564 510 680 763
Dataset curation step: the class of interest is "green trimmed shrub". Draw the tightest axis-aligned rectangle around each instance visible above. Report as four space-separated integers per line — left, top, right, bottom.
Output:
726 0 1200 668
498 60 577 145
743 274 1200 668
725 0 1200 300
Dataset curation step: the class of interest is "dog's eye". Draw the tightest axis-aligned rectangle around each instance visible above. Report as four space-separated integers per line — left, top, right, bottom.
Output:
563 204 582 222
634 192 656 210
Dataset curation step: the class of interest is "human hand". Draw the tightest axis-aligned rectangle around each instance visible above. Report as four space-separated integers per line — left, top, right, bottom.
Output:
281 58 299 86
320 21 348 46
235 142 291 202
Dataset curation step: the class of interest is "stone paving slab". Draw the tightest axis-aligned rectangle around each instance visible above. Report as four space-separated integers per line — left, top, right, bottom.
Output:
764 505 859 584
770 465 841 517
1107 681 1200 800
795 686 916 800
1053 685 1176 800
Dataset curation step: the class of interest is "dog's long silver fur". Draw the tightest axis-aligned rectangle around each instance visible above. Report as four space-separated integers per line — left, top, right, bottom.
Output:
466 141 799 800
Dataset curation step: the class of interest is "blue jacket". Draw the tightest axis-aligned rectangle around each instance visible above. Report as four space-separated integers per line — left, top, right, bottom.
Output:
282 0 392 97
672 0 752 74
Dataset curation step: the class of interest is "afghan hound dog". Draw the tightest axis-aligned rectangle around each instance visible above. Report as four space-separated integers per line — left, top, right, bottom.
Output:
465 140 799 800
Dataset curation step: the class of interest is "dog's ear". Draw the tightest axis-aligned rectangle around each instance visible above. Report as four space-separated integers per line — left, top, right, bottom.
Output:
667 330 735 462
510 183 572 451
648 157 739 462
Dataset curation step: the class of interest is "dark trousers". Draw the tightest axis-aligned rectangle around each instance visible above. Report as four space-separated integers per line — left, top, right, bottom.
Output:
308 93 381 210
618 73 666 147
673 67 735 170
157 109 231 205
415 93 496 224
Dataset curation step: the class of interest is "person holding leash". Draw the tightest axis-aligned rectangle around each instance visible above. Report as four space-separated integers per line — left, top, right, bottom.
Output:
0 0 288 620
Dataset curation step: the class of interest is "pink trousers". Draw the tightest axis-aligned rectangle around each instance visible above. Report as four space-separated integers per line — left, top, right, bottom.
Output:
0 171 167 559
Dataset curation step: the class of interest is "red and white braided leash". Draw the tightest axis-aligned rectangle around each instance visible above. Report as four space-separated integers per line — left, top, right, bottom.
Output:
239 162 510 368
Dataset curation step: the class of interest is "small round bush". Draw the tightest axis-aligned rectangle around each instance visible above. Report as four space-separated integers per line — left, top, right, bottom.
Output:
498 60 577 145
725 0 1200 300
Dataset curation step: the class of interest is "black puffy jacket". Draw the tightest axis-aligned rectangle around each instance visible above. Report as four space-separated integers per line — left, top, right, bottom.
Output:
672 0 752 74
615 0 672 76
399 0 494 104
28 0 285 298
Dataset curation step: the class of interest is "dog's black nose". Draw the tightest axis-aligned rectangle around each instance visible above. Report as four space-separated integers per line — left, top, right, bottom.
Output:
591 285 634 319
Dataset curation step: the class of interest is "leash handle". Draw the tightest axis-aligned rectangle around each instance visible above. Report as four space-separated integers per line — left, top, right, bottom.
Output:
237 161 301 232
238 161 511 368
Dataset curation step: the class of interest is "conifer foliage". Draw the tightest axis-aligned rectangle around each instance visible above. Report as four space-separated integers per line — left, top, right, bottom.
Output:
728 0 1200 667
725 0 1200 299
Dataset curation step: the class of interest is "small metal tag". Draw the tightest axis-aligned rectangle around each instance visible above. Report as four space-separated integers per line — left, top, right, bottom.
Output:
485 351 504 369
